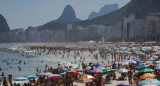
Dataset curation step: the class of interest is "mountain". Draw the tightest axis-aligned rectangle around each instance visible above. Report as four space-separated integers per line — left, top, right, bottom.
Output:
88 4 119 19
0 14 10 33
77 0 160 26
52 5 80 24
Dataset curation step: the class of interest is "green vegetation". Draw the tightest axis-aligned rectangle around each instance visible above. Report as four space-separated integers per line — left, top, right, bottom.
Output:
77 0 160 26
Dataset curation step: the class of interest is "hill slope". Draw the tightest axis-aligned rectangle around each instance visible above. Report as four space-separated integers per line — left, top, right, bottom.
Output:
77 0 160 26
52 5 80 24
88 4 119 19
0 14 10 33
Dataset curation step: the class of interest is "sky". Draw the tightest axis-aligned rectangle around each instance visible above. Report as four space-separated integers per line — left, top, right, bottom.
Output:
0 0 131 29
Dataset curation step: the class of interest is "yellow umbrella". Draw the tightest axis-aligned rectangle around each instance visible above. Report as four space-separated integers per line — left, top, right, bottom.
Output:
140 73 156 79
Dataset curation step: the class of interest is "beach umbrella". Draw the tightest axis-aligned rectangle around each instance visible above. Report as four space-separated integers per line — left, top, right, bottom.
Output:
0 76 5 79
157 76 160 80
76 69 84 72
102 69 116 74
140 73 156 79
138 79 160 86
156 66 160 70
84 74 95 80
66 69 79 76
59 72 66 76
154 56 158 60
47 74 61 79
23 75 37 80
37 72 53 76
102 63 111 67
155 61 160 63
13 77 28 81
75 75 93 83
118 69 128 73
147 58 155 61
97 66 106 70
92 63 101 66
135 65 141 70
138 68 155 74
143 84 158 86
137 65 150 70
52 67 64 74
116 83 131 86
85 66 92 71
155 64 160 67
147 63 154 66
90 68 103 74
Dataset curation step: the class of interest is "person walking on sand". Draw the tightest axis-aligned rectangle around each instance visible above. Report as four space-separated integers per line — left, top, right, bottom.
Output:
128 69 133 85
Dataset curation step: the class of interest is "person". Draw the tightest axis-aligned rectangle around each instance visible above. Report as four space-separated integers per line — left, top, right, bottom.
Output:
133 75 139 85
128 69 133 85
3 77 8 86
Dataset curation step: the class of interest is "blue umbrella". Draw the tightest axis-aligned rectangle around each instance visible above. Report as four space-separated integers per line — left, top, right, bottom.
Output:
155 64 160 67
138 79 160 86
13 77 28 81
154 56 159 60
135 65 141 70
147 58 155 61
132 57 141 61
27 75 37 80
92 63 101 66
60 72 66 76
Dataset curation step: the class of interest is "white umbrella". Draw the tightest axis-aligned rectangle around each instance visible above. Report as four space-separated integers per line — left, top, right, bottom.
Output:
118 69 128 73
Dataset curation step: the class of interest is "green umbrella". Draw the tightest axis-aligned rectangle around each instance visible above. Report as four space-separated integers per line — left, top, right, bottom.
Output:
102 69 116 74
138 68 155 74
137 65 150 70
157 76 160 80
155 61 160 63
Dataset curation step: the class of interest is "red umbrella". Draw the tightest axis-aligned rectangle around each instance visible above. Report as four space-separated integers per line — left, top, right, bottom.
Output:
47 74 61 79
147 63 154 66
67 69 79 76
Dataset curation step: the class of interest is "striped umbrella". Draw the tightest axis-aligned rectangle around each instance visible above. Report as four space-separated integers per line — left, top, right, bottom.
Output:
90 68 103 74
47 74 61 79
138 79 160 86
76 75 93 83
67 69 79 76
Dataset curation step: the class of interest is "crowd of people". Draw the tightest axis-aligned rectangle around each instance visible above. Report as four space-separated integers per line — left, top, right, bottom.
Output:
0 42 160 86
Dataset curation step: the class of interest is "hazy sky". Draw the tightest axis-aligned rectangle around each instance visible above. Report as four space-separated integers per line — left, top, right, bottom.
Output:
0 0 130 29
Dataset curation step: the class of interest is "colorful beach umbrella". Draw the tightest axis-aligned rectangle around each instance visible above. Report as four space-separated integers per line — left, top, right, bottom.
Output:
90 68 103 74
75 75 93 83
138 68 155 74
47 74 61 79
84 74 95 80
13 77 28 81
102 69 116 74
143 84 158 86
138 79 160 86
140 73 156 79
37 72 53 76
66 69 79 76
